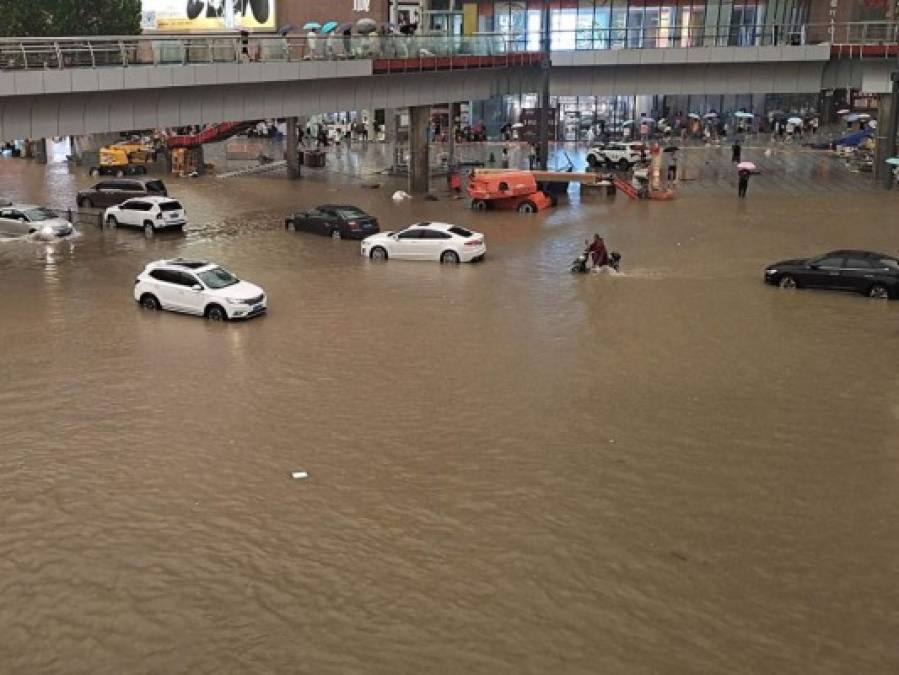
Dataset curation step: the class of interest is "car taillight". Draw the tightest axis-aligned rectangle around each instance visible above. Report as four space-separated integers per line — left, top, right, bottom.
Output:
465 239 483 247
348 220 359 229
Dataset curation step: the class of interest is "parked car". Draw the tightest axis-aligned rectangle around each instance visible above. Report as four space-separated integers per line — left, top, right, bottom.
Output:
585 142 644 170
361 222 486 263
0 204 74 238
285 204 379 239
134 258 267 321
77 178 167 209
105 196 186 234
764 250 899 299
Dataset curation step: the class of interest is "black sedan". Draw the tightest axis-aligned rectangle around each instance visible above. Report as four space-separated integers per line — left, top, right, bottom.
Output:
764 250 899 299
285 205 379 240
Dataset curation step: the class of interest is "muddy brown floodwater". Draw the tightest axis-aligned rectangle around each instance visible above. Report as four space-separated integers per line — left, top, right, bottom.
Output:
1 155 898 675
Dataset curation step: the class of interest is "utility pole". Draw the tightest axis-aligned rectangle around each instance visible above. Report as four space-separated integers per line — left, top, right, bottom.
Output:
536 5 551 170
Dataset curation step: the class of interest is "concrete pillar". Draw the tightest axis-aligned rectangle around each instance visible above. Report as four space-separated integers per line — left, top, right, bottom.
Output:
34 138 48 164
408 105 430 194
383 108 397 143
447 102 458 167
286 116 300 179
874 77 898 189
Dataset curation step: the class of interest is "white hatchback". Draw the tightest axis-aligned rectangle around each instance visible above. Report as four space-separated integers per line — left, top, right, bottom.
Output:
134 258 266 321
361 222 486 263
105 196 186 234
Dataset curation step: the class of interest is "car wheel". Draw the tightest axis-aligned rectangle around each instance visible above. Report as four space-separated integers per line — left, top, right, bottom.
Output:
617 158 629 171
107 215 118 228
140 293 160 311
79 198 93 208
206 304 227 321
441 250 460 264
471 199 487 211
517 200 537 214
370 246 388 261
779 275 798 289
89 168 100 177
331 229 342 240
586 154 600 168
868 283 890 299
144 222 154 236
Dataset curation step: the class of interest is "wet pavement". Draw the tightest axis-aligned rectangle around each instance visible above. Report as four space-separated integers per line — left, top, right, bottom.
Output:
1 148 898 674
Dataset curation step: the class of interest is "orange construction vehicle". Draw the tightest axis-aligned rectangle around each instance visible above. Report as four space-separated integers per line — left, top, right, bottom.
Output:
467 170 553 213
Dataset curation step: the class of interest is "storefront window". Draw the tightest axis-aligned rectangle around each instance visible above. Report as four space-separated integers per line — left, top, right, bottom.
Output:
550 0 579 49
593 0 611 47
576 0 595 49
478 0 494 32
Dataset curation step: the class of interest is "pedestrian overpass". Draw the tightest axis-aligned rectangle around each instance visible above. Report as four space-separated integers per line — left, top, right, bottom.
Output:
0 23 897 141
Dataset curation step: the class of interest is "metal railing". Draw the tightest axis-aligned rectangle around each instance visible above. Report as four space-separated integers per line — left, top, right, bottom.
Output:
0 21 896 71
0 33 515 71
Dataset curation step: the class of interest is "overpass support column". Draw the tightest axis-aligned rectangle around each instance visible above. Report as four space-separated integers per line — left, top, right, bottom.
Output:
874 74 898 189
286 116 300 179
408 105 430 194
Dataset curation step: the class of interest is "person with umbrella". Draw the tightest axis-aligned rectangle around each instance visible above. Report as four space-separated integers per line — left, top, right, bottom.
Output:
665 146 679 181
732 138 742 163
737 162 755 198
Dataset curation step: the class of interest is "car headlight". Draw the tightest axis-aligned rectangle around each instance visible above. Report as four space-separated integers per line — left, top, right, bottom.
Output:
41 225 55 236
225 297 244 304
766 269 777 274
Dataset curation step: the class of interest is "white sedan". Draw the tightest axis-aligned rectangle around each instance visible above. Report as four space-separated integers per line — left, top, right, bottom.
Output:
361 222 486 263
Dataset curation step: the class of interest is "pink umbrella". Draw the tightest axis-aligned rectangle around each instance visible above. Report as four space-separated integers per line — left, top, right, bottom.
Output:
737 161 756 171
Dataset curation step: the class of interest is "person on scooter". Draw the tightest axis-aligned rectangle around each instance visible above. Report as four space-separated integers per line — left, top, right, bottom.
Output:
585 234 609 269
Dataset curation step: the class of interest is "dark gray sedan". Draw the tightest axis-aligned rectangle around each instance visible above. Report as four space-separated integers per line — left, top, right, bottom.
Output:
764 250 899 299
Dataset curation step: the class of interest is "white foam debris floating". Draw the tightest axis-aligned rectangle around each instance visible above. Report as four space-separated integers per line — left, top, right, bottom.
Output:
391 190 412 201
291 471 309 480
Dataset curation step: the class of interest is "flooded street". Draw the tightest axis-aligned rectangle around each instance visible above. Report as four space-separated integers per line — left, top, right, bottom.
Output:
2 152 899 674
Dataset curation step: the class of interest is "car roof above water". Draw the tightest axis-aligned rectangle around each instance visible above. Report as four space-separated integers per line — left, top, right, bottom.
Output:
147 258 213 271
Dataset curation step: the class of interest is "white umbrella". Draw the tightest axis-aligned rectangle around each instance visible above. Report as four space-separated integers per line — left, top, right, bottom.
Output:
868 119 877 129
734 111 754 118
885 157 899 166
836 108 850 115
688 112 701 119
704 112 718 118
511 122 524 129
858 113 871 120
787 116 803 125
622 120 635 126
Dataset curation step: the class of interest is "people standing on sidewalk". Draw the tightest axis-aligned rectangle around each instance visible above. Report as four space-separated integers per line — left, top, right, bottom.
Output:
732 140 742 163
501 146 510 169
738 169 750 198
528 143 537 170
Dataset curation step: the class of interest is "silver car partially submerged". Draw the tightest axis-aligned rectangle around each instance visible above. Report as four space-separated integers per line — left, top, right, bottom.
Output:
0 204 74 238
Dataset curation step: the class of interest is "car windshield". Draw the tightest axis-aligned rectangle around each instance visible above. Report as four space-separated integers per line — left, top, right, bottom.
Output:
878 257 899 270
335 207 365 219
159 201 182 211
198 266 239 289
448 226 473 238
24 207 57 221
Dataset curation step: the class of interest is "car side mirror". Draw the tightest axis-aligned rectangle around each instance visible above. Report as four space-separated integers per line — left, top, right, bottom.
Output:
191 284 202 291
807 263 819 270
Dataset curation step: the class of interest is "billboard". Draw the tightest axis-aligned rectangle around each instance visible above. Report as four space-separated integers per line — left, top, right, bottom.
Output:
141 0 276 32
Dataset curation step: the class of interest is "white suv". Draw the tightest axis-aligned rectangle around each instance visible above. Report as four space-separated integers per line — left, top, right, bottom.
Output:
134 258 267 321
585 142 644 170
105 196 186 234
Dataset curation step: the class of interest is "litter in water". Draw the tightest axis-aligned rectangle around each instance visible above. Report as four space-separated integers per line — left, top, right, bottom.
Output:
391 190 412 201
291 470 309 480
